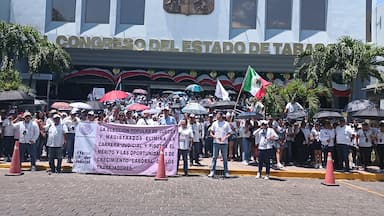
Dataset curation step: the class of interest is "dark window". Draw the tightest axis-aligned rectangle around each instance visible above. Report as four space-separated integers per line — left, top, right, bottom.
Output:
300 0 326 30
266 0 292 29
120 0 145 25
85 0 110 24
231 0 257 29
52 0 76 22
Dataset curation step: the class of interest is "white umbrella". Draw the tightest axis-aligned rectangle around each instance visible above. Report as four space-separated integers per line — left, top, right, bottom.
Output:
69 102 92 110
182 103 208 115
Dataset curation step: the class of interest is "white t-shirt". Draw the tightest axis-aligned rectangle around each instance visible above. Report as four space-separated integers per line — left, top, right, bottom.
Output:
377 131 384 145
2 118 15 136
136 118 153 126
335 125 353 145
210 120 232 144
178 126 193 150
239 126 251 138
320 128 335 147
357 129 374 147
189 122 202 142
254 127 278 150
285 102 304 113
14 120 39 144
46 123 68 147
63 116 80 134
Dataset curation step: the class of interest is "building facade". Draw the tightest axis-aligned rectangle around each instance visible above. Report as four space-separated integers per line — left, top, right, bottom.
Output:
0 0 372 104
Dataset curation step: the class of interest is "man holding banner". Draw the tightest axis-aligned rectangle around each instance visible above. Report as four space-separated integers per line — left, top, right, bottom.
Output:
178 120 193 176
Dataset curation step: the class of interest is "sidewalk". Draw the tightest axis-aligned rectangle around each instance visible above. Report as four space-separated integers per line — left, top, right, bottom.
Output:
1 158 383 181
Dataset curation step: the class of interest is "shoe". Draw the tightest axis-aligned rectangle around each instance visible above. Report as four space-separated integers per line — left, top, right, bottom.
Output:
182 173 188 176
319 165 323 169
31 166 36 172
224 173 230 178
264 175 270 180
56 169 62 173
277 163 284 169
242 161 249 165
6 157 11 162
195 162 202 166
67 159 73 163
255 173 261 178
208 171 214 177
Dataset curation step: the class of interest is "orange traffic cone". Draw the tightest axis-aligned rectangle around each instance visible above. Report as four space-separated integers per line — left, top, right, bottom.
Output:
322 152 338 186
5 141 24 176
155 145 168 181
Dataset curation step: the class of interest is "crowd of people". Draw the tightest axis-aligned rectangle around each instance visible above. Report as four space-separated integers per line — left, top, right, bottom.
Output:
0 92 383 179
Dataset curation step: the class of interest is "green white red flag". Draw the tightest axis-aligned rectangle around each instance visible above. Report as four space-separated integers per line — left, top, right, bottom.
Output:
243 66 271 100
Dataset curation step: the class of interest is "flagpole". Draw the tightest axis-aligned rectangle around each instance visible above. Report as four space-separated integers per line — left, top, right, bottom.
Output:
231 66 250 121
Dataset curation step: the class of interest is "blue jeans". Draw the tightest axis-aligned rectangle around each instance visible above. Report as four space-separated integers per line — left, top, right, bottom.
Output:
258 149 273 176
211 143 228 174
177 149 189 175
20 143 36 167
241 138 250 162
66 133 75 160
336 144 350 171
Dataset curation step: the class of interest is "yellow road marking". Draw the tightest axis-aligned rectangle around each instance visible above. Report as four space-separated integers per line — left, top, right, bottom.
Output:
341 181 384 198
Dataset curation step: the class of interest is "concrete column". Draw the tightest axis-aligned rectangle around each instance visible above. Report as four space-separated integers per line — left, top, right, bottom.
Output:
110 0 118 36
292 0 300 42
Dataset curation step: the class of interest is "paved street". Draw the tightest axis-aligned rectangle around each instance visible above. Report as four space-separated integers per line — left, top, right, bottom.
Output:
0 169 383 216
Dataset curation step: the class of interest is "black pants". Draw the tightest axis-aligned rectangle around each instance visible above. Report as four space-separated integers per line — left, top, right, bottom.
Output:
359 147 372 169
189 142 200 164
3 136 15 158
376 145 384 169
48 147 63 173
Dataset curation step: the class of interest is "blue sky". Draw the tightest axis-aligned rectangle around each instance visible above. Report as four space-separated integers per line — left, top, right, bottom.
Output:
377 0 384 5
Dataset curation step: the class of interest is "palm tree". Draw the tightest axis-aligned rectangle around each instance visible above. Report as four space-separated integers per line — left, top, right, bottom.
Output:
262 79 331 118
294 36 384 88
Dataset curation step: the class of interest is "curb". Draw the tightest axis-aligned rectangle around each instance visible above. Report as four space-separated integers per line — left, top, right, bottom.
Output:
1 163 383 181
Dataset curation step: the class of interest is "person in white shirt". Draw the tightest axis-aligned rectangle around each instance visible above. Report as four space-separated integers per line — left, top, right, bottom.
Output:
319 121 335 168
63 109 80 163
254 121 279 179
177 120 193 176
14 112 40 171
188 114 202 166
310 123 322 168
208 112 232 178
376 121 384 172
2 113 15 162
335 119 353 172
136 110 153 126
284 99 304 114
46 114 68 174
239 120 251 165
356 122 374 171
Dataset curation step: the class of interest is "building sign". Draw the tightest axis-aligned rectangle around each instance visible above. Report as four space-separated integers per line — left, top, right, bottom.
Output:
56 35 327 55
163 0 214 15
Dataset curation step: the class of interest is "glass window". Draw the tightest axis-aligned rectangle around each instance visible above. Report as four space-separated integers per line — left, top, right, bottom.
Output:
52 0 76 22
120 0 145 25
85 0 110 24
301 0 326 30
266 0 292 29
231 0 257 29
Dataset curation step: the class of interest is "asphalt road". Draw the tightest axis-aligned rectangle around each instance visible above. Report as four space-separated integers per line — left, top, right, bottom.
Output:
0 169 383 216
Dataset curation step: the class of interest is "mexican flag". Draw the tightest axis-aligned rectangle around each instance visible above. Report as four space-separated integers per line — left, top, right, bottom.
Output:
243 66 271 100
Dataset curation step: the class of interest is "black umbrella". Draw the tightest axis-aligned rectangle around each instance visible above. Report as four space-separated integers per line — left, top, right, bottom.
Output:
286 110 307 120
352 108 384 120
313 111 344 119
210 100 237 109
0 90 34 102
345 99 375 113
86 101 105 110
236 112 264 120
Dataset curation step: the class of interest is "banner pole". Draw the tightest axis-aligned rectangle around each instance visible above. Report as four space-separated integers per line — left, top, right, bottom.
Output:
231 66 250 121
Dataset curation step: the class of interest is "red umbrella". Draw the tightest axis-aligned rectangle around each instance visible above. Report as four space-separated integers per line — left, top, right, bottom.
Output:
127 103 150 111
99 90 129 102
51 102 71 110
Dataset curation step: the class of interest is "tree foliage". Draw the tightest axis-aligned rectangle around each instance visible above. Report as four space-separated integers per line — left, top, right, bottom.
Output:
262 79 331 118
0 68 22 91
0 21 71 90
294 36 384 87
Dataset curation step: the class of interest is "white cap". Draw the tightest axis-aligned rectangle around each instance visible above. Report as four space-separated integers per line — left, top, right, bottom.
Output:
190 114 195 118
53 114 61 119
